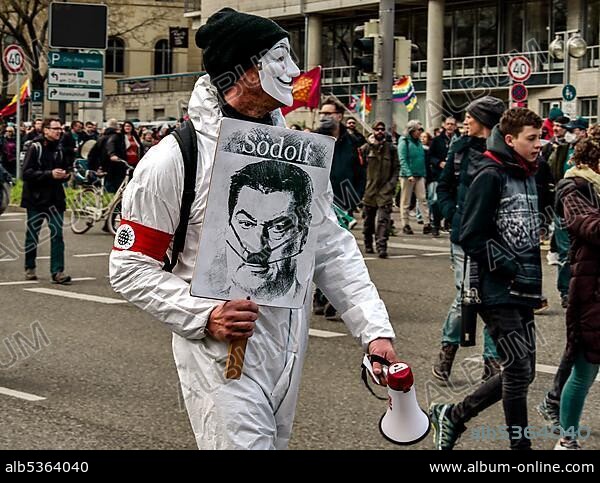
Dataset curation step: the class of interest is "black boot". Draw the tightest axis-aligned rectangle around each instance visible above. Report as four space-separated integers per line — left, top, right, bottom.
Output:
432 344 459 383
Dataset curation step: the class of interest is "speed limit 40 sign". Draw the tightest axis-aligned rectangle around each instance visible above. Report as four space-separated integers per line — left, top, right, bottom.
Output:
2 44 26 74
507 56 532 83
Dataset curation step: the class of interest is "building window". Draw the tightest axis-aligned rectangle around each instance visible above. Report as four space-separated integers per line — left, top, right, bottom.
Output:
154 39 172 75
106 37 125 74
279 21 305 71
540 100 562 119
580 97 598 124
525 0 551 51
183 0 202 12
153 108 165 119
125 109 139 120
583 0 600 68
503 1 524 52
552 0 567 36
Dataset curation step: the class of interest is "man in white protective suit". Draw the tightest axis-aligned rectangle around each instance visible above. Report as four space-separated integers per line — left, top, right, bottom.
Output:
109 7 397 450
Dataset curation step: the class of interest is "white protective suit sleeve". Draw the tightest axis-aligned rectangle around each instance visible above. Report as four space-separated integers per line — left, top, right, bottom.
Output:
109 137 217 339
313 201 395 351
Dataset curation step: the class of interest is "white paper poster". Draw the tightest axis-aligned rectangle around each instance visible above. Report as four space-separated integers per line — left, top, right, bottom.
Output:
190 118 334 309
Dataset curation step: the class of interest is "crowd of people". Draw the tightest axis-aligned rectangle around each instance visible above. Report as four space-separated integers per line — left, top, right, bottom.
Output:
307 95 600 451
1 7 599 451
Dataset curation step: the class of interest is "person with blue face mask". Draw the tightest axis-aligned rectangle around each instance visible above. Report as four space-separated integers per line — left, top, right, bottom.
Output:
110 7 398 450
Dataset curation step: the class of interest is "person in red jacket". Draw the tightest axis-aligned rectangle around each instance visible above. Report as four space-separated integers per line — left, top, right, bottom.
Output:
553 136 600 449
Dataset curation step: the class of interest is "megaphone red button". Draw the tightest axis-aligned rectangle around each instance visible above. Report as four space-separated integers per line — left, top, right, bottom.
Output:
387 362 414 392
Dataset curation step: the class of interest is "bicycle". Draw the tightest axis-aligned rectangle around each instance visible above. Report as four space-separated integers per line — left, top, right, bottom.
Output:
69 159 134 235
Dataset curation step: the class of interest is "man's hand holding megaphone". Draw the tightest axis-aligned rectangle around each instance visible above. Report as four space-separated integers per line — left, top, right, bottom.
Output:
368 338 398 386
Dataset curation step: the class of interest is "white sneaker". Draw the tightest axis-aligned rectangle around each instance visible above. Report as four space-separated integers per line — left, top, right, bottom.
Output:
546 252 560 266
554 437 582 450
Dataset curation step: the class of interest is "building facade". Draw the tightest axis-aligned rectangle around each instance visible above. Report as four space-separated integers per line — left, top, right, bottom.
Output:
186 0 600 130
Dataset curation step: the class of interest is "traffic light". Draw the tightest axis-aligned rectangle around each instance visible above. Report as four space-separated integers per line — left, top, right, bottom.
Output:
353 20 380 75
393 37 419 77
394 37 411 77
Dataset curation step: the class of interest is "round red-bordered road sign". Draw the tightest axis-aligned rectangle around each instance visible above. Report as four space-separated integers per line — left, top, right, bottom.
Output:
511 83 528 102
507 56 532 83
2 44 26 74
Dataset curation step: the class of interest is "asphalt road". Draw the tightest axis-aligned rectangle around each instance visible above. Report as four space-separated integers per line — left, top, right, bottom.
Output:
0 207 598 451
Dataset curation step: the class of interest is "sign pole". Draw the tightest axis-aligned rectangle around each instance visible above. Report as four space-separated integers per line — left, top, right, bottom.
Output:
16 71 22 180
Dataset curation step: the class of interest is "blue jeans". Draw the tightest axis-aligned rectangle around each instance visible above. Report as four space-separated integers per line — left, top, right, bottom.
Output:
441 243 498 360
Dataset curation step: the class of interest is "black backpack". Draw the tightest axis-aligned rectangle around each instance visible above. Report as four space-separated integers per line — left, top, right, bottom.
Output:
86 136 105 171
162 119 198 272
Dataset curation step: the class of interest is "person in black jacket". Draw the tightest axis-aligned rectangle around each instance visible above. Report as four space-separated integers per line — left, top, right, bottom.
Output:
430 108 543 450
21 118 72 284
428 117 458 232
433 96 504 384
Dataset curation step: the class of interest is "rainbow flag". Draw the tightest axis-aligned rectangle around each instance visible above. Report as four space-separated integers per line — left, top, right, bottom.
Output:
393 76 417 112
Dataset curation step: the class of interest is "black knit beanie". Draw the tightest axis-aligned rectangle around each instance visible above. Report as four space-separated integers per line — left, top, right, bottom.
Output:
195 7 289 93
466 96 505 129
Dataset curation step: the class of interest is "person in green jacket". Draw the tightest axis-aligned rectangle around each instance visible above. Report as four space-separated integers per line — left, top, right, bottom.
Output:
398 120 431 235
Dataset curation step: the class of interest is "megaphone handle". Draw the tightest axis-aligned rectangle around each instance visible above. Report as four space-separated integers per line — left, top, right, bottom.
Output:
225 338 247 379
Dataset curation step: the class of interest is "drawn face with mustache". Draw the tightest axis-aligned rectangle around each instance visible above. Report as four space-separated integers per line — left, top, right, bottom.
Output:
226 188 306 299
258 38 301 106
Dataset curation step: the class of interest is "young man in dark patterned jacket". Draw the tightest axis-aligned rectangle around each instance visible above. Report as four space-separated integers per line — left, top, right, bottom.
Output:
430 108 543 450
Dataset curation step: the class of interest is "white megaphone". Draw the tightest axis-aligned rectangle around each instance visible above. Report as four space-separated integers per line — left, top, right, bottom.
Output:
379 362 430 445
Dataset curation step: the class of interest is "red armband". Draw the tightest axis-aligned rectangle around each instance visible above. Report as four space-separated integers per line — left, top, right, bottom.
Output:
112 219 173 261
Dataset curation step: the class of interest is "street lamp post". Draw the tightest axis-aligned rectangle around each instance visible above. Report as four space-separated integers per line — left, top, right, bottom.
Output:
548 30 588 117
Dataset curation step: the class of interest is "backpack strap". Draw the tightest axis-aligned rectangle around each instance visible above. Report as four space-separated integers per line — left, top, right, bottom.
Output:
163 119 198 272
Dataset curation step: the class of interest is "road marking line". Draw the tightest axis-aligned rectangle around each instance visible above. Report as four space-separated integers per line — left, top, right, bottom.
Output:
388 242 450 252
465 357 600 382
0 386 46 402
422 252 451 257
309 328 346 338
0 218 22 222
70 277 97 282
0 258 17 262
37 256 50 260
73 253 109 258
23 288 127 305
0 280 39 286
358 240 450 252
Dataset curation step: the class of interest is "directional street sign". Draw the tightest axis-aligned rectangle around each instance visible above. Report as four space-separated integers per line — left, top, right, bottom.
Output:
47 51 103 103
48 68 102 87
48 51 103 69
48 86 103 102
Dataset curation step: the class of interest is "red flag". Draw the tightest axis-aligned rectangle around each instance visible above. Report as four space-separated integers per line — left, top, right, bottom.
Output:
0 79 30 118
280 66 321 116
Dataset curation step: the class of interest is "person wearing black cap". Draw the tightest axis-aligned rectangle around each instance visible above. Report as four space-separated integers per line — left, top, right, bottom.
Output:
110 7 398 450
433 96 504 384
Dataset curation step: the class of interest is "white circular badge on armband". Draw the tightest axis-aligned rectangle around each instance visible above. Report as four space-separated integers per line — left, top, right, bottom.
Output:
115 224 135 250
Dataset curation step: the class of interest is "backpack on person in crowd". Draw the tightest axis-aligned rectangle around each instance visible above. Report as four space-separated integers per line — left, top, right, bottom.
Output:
162 119 198 272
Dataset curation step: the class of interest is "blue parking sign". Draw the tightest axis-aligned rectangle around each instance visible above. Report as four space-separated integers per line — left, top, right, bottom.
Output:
32 90 44 102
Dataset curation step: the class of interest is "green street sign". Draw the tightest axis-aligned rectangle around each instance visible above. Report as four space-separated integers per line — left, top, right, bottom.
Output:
48 51 103 70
